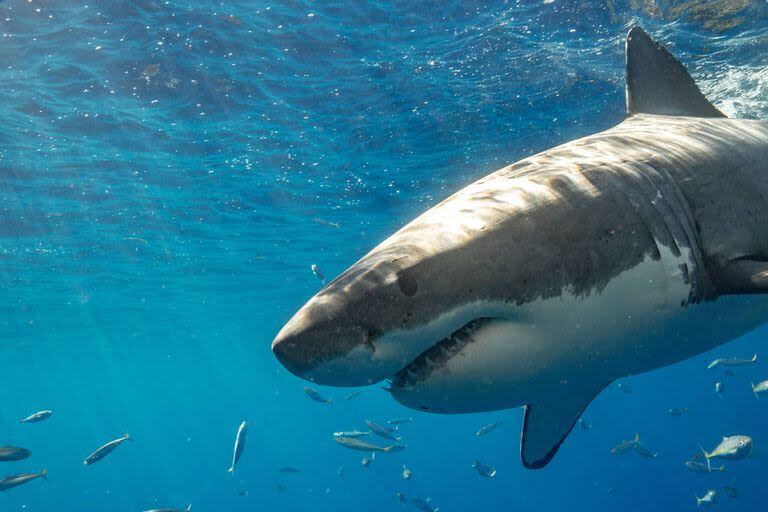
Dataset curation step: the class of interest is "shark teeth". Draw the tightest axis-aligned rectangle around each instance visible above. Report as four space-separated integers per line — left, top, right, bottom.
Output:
392 318 489 390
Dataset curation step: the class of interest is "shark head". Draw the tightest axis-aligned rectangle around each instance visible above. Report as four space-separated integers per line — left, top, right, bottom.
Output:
271 232 508 389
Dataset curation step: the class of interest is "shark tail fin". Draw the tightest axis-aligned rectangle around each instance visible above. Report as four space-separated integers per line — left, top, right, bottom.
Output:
40 468 47 481
327 398 334 406
753 383 760 400
753 354 759 362
634 433 640 444
717 464 726 472
228 466 235 474
696 496 702 507
185 506 192 512
124 433 131 442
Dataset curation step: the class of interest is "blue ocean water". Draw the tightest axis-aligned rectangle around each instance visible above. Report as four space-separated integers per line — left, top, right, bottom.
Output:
1 0 768 510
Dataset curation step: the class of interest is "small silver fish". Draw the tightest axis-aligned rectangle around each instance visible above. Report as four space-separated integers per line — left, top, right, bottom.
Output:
686 461 723 473
700 435 752 472
388 418 414 425
617 382 633 394
337 466 344 477
752 380 768 398
685 460 725 473
402 465 412 480
0 446 31 462
0 469 47 492
578 418 592 430
634 442 658 459
410 497 439 512
278 467 301 473
304 387 333 404
84 434 130 466
669 407 689 416
362 452 375 468
696 489 718 507
395 491 408 503
611 433 640 455
312 218 341 229
19 410 53 424
722 486 739 498
334 437 395 453
708 354 757 369
366 420 401 441
228 422 247 474
333 430 370 438
475 421 501 437
703 436 752 461
311 264 326 284
472 460 497 477
345 390 365 400
144 506 191 512
715 381 724 396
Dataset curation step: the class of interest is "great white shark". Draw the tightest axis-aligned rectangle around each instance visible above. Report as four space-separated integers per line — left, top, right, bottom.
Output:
272 27 768 469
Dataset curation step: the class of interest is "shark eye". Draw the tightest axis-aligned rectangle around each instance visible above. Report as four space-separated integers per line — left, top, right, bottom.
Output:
739 441 744 446
397 272 418 297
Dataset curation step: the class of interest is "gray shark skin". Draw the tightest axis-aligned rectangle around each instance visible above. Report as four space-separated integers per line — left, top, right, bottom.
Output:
272 27 768 469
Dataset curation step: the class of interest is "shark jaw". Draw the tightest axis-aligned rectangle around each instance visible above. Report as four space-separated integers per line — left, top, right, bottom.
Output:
391 318 490 392
301 301 514 388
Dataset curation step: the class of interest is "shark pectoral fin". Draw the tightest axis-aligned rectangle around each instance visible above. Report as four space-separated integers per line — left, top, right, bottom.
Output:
625 27 724 118
520 383 608 469
715 259 768 294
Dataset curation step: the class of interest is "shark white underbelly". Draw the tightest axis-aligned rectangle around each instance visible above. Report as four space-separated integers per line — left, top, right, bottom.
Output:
392 244 768 414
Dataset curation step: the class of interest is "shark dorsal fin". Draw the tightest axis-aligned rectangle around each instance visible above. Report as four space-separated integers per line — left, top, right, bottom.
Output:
625 27 724 118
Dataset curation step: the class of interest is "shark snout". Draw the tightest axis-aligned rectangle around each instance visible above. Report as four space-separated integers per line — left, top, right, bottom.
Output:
271 302 381 386
271 327 313 378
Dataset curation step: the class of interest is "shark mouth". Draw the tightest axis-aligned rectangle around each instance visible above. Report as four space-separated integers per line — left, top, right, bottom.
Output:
391 318 491 390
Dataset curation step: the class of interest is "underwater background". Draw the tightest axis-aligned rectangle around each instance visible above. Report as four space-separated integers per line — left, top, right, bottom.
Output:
1 0 768 510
